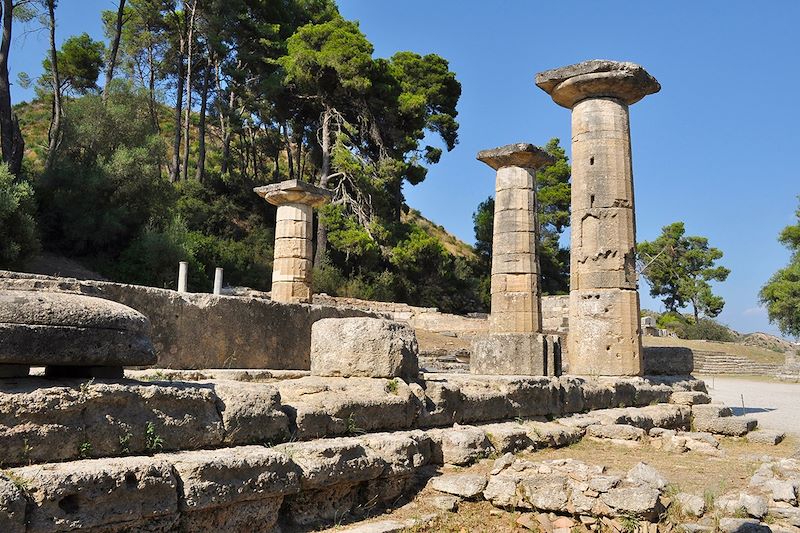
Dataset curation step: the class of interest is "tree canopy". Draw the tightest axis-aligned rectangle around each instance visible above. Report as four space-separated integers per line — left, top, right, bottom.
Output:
638 222 730 321
760 198 800 337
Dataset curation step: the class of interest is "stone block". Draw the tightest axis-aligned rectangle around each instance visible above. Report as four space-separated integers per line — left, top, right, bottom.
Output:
586 423 646 441
493 208 536 232
271 281 311 303
567 288 642 376
271 257 312 280
0 290 156 368
492 230 537 256
494 187 536 212
12 456 179 532
212 381 291 445
310 317 419 380
643 346 694 375
276 376 419 439
275 218 311 239
491 273 538 294
670 391 711 406
273 237 313 259
747 430 785 445
254 179 331 208
361 430 433 476
571 207 636 290
478 144 554 172
471 333 555 376
489 311 540 334
274 437 385 490
695 415 758 436
427 425 493 466
171 446 300 512
179 497 283 533
429 472 487 499
492 252 539 274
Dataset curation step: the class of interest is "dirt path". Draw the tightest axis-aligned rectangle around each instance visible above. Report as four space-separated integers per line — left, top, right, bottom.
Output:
701 374 800 436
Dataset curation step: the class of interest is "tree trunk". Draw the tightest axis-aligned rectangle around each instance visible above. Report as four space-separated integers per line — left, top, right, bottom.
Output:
313 106 332 268
102 0 126 104
180 0 197 182
0 0 15 172
44 0 61 172
283 122 294 179
146 39 158 131
195 58 210 182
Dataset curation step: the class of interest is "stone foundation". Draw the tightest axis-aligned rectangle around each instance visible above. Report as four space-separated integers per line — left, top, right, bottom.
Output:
471 333 561 376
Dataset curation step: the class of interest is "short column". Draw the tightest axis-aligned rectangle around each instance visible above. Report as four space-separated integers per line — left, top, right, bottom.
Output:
536 60 660 376
254 180 332 304
470 143 560 376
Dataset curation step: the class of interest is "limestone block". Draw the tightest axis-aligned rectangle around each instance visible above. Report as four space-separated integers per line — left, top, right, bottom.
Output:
179 497 283 533
747 430 786 445
489 311 540 333
271 257 312 281
692 403 733 421
274 437 386 490
492 252 539 274
494 187 536 212
600 484 663 520
519 473 570 511
0 474 25 533
478 144 554 172
567 288 643 376
471 333 553 376
493 208 536 233
275 376 419 439
212 382 291 445
415 379 463 427
643 346 694 375
535 60 661 108
492 231 537 255
12 456 179 532
361 430 433 476
171 446 300 512
310 317 419 380
275 218 311 239
571 207 637 290
0 290 156 367
491 273 538 294
426 425 493 466
495 165 535 191
273 237 313 259
586 423 646 441
429 472 487 499
254 179 331 208
670 391 711 406
481 422 533 453
490 289 538 316
695 415 758 436
275 203 312 222
270 281 311 303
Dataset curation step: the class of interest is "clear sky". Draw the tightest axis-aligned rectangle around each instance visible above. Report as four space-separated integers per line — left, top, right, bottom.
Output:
10 1 800 337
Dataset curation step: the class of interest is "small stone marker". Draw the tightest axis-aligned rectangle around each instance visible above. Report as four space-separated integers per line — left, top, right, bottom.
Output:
177 261 188 293
213 267 223 295
536 60 660 376
0 290 156 378
254 179 332 304
310 317 419 380
470 143 560 376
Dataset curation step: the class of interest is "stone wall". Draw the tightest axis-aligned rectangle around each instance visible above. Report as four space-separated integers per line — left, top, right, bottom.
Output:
542 294 569 332
0 271 373 370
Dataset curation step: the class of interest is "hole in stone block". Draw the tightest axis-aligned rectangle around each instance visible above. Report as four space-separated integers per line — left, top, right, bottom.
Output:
59 494 80 515
590 157 595 165
125 472 137 487
590 194 595 207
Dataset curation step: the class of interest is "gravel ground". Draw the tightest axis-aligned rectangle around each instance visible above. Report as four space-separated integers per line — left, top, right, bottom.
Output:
700 375 800 436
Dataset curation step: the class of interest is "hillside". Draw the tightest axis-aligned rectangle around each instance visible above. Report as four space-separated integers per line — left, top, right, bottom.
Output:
402 208 476 260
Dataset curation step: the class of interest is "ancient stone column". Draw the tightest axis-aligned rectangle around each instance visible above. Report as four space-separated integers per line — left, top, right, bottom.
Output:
471 143 560 376
254 179 332 304
536 60 660 376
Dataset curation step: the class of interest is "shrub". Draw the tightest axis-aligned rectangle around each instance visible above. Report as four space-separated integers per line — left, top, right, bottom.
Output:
0 164 38 267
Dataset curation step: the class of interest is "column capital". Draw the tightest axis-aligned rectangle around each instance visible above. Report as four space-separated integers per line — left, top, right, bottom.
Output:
535 59 660 109
477 143 554 171
254 179 332 208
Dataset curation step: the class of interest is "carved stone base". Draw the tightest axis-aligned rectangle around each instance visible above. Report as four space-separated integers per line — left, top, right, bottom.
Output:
470 333 561 376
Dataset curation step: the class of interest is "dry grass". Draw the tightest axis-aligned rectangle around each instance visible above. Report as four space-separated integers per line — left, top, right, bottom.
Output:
643 336 786 364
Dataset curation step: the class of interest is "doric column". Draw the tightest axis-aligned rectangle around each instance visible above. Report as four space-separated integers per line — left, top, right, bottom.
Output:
254 180 332 304
471 143 560 376
536 60 660 376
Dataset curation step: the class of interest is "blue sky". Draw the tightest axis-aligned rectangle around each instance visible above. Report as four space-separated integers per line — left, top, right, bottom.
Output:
10 1 800 337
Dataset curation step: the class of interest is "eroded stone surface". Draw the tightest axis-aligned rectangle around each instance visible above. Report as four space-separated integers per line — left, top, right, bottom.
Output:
310 318 419 380
0 290 155 367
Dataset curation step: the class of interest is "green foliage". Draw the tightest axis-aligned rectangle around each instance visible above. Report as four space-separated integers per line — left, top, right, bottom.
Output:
78 440 92 459
760 197 800 337
0 164 39 267
36 85 170 257
639 222 730 320
144 421 164 453
40 33 105 95
653 310 735 342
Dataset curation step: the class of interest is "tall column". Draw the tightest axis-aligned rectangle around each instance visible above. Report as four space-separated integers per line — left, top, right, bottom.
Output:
536 60 660 376
254 180 332 304
471 143 560 376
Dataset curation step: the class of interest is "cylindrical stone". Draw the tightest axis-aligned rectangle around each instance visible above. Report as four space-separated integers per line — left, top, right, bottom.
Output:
567 96 642 376
213 268 223 295
177 262 188 293
270 203 314 303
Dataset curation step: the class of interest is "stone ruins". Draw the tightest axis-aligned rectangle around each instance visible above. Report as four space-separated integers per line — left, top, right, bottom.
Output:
254 179 332 304
0 60 790 533
471 143 561 376
536 60 660 377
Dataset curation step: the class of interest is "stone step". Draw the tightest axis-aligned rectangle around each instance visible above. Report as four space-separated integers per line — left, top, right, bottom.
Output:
0 373 707 468
694 415 758 437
